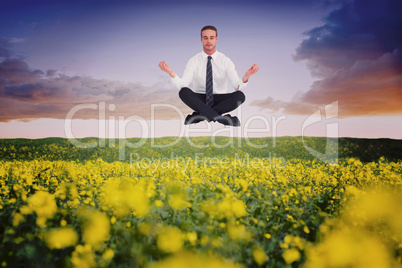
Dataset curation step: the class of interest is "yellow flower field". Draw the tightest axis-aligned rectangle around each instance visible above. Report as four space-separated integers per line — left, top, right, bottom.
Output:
0 138 401 267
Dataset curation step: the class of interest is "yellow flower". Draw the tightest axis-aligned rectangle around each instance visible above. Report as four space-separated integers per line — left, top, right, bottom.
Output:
227 224 252 241
292 236 305 250
79 207 110 248
71 244 95 268
157 226 184 253
202 197 247 219
165 181 189 211
149 250 243 268
154 200 164 208
168 192 187 210
100 178 150 218
12 213 24 227
282 248 300 264
231 200 247 217
102 248 114 260
343 189 402 242
252 246 268 265
136 223 151 237
304 226 395 268
210 238 222 248
284 235 292 244
345 185 362 198
186 232 197 246
27 191 58 227
281 194 290 204
44 227 78 249
200 236 209 246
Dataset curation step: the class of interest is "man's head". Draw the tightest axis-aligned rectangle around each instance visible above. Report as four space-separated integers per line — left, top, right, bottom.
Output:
201 25 218 37
201 25 218 55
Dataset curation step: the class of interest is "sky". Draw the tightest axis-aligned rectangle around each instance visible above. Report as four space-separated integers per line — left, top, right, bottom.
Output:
0 0 401 140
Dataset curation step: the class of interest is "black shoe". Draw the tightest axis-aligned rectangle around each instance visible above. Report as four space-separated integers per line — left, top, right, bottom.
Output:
214 114 240 127
184 112 207 125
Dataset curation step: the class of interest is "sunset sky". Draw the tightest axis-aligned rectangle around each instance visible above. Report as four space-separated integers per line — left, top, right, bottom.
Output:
0 0 401 139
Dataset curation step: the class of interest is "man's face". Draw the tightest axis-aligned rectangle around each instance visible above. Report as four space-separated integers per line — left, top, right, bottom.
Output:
201 29 218 54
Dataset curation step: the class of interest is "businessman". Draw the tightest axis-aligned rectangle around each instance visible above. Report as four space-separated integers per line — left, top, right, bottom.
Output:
159 25 259 126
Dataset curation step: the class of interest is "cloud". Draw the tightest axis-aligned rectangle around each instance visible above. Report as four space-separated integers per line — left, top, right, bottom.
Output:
0 43 189 122
252 0 402 117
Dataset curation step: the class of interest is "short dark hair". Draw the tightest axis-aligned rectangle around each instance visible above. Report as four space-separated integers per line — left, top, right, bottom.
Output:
201 25 218 37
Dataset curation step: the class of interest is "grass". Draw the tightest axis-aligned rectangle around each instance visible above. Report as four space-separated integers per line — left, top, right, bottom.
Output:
0 136 401 163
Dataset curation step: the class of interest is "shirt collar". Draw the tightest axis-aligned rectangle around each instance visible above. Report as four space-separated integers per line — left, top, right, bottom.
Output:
202 50 218 60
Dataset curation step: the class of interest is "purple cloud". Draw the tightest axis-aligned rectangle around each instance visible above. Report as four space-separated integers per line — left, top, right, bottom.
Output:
252 0 401 117
0 42 189 122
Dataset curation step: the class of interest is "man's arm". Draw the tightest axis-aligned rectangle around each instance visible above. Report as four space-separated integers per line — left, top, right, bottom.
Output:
242 64 259 83
159 60 194 89
159 61 176 78
227 62 259 91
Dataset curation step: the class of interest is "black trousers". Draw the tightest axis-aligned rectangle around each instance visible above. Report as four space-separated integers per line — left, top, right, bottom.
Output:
179 87 245 120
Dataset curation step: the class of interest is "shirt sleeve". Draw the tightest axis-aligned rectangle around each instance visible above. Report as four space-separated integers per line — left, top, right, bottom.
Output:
226 58 247 91
171 58 195 89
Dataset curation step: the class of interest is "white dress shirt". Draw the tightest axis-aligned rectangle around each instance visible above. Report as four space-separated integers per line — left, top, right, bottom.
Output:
171 51 247 94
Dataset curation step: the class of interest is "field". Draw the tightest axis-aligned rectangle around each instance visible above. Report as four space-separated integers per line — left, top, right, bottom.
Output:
1 136 401 267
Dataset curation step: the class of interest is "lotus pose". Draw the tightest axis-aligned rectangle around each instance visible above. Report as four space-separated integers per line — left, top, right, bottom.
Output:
159 25 259 126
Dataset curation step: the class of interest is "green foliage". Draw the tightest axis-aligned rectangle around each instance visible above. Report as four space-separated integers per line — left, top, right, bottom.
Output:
0 136 401 163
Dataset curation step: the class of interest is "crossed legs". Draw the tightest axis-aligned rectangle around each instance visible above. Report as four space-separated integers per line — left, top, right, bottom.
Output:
178 87 245 125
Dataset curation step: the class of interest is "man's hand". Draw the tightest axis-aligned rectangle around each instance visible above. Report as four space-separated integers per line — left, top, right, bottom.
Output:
159 61 176 78
242 64 259 83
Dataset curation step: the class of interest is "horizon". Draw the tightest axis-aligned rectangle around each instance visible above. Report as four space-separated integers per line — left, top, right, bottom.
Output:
1 134 400 141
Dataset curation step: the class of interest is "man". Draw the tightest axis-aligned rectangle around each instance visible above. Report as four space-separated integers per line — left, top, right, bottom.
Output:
159 25 259 126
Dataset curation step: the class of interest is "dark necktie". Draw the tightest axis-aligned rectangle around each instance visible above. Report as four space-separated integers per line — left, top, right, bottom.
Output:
206 56 213 107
